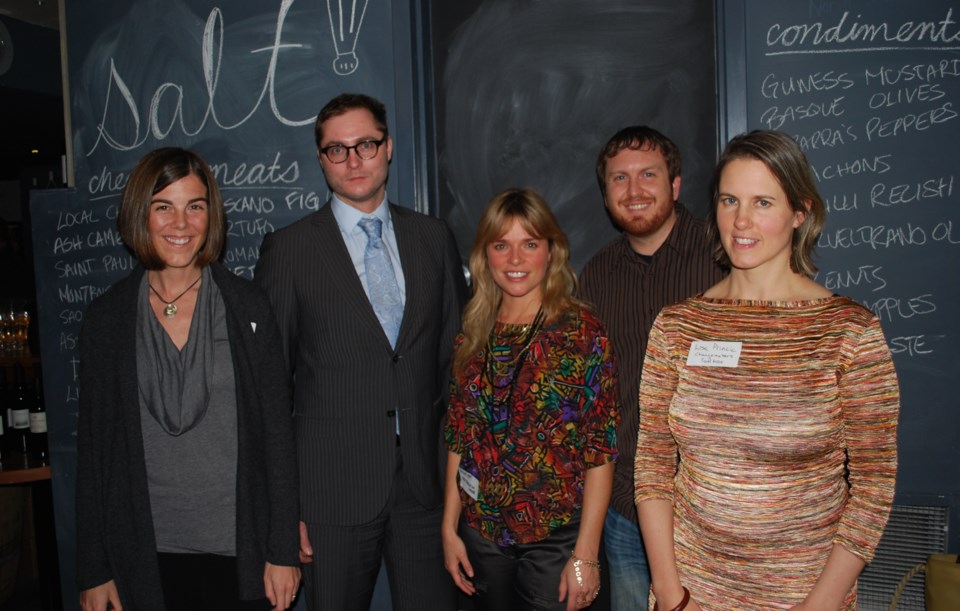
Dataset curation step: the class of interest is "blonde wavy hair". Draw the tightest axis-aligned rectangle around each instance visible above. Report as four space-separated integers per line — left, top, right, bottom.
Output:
453 188 582 376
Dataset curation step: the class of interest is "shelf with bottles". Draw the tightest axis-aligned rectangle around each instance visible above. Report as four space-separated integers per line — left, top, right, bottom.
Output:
0 301 35 359
0 354 41 369
0 459 50 482
0 360 48 474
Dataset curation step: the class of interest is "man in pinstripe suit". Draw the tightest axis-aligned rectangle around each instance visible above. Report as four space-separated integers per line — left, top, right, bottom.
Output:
254 93 466 610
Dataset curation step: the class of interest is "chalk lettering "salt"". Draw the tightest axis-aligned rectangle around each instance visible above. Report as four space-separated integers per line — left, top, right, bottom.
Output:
87 0 311 154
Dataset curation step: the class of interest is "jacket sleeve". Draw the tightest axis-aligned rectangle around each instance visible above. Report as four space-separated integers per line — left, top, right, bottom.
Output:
249 290 301 567
254 231 300 376
75 298 116 590
436 221 469 401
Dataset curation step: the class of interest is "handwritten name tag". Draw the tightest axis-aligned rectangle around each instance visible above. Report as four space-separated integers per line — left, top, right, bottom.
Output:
458 467 480 500
686 341 742 367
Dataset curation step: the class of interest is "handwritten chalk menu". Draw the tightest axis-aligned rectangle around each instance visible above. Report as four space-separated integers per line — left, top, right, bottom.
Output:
31 1 420 607
727 0 960 540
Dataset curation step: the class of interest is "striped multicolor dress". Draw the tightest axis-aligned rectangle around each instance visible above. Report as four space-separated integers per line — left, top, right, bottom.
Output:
634 296 899 610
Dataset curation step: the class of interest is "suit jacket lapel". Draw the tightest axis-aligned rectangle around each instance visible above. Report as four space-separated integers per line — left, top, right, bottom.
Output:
310 204 393 349
391 204 418 350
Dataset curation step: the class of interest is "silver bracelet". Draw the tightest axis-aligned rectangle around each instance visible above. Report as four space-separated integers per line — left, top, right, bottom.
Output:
571 552 601 588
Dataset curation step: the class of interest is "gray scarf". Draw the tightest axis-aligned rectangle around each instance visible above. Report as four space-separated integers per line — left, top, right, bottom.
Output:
136 266 217 436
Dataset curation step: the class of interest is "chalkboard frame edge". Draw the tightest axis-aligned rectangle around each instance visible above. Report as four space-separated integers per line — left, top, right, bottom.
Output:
716 0 748 147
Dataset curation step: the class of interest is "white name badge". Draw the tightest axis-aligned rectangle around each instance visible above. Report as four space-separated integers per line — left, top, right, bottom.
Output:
686 340 743 367
458 467 480 500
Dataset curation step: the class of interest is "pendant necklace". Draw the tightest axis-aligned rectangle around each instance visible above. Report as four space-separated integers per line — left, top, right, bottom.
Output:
149 275 202 318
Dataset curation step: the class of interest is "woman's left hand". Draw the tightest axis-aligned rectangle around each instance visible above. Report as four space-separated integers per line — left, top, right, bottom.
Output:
264 562 301 610
558 557 601 610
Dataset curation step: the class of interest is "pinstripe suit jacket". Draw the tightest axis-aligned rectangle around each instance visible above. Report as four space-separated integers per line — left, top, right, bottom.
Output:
254 202 467 525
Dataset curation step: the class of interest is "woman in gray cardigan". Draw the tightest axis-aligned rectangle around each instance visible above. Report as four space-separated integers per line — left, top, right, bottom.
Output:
76 148 300 611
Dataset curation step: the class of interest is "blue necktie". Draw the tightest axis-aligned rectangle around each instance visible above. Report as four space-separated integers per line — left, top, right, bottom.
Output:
358 217 403 347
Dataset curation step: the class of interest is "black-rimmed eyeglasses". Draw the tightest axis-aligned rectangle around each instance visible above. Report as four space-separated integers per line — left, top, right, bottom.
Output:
320 138 386 164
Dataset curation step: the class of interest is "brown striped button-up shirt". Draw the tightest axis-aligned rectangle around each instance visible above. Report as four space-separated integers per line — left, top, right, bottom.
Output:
579 203 726 524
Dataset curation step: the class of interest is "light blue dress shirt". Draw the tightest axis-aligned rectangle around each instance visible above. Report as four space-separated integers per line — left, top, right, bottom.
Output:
331 195 406 435
330 195 407 306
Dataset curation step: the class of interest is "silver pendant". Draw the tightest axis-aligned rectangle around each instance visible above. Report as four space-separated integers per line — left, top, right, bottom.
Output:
163 303 178 318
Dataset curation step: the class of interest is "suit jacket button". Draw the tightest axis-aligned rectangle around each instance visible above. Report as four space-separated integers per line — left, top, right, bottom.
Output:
387 410 396 417
392 354 400 363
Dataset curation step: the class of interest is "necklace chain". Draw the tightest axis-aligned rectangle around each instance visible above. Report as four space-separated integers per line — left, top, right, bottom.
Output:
484 306 545 398
149 275 202 318
480 306 545 454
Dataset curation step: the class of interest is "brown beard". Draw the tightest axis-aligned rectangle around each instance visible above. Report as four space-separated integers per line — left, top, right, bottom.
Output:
611 200 674 238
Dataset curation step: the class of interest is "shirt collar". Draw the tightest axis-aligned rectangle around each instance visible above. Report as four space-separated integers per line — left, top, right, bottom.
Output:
661 203 694 254
331 194 391 234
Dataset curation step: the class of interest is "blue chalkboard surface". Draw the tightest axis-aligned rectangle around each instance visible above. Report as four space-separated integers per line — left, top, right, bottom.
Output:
720 0 960 570
30 1 424 607
428 0 718 271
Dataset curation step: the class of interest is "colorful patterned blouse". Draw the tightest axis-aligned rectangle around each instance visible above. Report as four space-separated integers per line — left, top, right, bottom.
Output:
446 305 620 547
634 296 899 610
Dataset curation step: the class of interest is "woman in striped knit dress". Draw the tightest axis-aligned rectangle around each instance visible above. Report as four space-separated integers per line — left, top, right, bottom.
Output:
634 130 899 611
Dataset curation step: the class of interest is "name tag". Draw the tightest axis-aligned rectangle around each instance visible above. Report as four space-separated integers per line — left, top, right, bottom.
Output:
458 466 480 500
686 340 742 367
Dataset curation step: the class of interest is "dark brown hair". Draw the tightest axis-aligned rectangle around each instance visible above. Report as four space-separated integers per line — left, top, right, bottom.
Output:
596 125 682 197
117 147 225 270
707 130 826 276
314 93 389 148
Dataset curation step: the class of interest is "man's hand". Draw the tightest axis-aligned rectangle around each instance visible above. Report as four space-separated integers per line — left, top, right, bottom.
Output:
80 580 122 611
299 521 314 564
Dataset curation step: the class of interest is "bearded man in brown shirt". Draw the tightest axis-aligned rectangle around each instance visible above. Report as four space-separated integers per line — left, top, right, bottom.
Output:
578 125 726 611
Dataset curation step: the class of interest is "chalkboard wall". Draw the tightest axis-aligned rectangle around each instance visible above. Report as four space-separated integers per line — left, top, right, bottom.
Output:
429 0 718 270
30 0 424 607
30 0 960 608
34 1 718 605
721 0 960 550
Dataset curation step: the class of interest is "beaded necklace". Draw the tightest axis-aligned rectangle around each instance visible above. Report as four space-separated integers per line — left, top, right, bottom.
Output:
482 306 545 412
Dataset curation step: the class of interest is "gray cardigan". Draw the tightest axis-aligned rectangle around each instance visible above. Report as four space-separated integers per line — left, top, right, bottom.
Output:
76 263 299 608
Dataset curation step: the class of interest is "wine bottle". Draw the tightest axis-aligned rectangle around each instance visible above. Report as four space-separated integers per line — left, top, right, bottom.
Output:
0 368 6 463
10 363 30 456
29 369 48 461
0 366 8 460
2 366 10 458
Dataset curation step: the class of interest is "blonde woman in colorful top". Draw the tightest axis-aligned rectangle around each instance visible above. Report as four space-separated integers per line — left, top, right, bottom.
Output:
634 130 899 611
442 188 620 610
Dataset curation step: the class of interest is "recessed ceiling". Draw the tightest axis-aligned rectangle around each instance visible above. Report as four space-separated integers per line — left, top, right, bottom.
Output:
0 0 64 180
0 0 60 31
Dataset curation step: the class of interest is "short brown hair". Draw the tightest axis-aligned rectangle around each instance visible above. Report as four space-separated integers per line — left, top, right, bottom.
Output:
596 126 682 197
314 93 389 148
117 147 225 270
707 130 826 276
